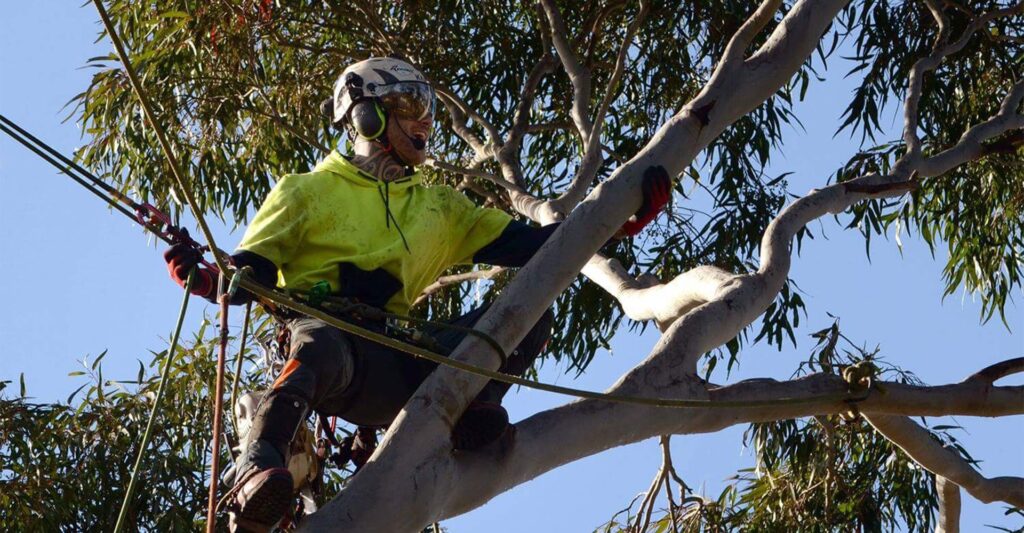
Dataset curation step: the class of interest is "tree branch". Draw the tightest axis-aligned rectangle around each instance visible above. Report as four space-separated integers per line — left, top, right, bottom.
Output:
526 121 573 133
437 91 488 156
414 268 507 306
425 158 524 194
935 475 961 533
901 1 1024 163
505 45 557 151
724 0 784 70
549 1 650 216
916 79 1024 177
439 363 1024 519
582 258 738 334
965 357 1024 384
458 178 507 208
540 0 594 141
864 414 1024 508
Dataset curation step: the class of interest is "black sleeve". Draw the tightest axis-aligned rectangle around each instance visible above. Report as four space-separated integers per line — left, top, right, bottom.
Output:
223 250 279 305
472 221 560 267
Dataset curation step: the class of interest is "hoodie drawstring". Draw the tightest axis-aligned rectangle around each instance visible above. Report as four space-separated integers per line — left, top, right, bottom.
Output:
378 181 410 253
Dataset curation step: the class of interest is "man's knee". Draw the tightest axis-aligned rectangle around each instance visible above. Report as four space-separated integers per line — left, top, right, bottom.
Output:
278 318 354 405
509 307 554 370
525 307 555 349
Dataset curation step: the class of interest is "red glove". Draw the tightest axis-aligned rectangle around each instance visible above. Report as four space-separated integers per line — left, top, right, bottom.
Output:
163 240 218 298
620 165 672 237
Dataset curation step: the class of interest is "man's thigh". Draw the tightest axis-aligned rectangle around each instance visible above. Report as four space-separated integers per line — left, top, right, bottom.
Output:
280 317 356 408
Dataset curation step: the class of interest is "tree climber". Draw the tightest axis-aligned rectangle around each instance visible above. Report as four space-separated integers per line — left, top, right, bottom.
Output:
163 56 671 532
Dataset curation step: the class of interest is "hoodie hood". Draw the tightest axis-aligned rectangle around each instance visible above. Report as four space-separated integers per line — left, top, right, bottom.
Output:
314 150 423 193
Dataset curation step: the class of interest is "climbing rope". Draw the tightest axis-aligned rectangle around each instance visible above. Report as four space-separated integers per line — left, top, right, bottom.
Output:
0 114 214 261
0 115 140 222
0 114 170 242
113 270 195 533
229 301 254 437
92 0 231 275
206 274 232 533
231 269 874 409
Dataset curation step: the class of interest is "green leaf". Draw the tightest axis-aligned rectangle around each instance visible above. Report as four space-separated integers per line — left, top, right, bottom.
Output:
92 349 108 370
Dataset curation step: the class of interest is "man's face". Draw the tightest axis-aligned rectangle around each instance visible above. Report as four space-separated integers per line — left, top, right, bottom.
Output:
386 114 433 167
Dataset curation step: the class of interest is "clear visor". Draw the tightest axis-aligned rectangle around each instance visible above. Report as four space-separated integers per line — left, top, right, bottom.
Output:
376 81 436 121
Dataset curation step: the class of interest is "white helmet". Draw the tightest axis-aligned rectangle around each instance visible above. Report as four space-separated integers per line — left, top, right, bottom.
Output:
331 57 435 135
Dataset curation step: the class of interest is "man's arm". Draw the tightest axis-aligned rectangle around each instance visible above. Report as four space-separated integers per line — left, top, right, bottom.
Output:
228 250 279 304
164 245 278 305
471 165 673 267
471 221 560 267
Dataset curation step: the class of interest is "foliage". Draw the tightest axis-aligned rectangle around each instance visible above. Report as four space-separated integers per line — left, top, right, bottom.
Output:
72 0 827 373
0 321 270 531
837 0 1024 324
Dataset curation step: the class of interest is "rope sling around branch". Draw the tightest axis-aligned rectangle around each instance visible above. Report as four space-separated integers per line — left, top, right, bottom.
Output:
86 0 879 411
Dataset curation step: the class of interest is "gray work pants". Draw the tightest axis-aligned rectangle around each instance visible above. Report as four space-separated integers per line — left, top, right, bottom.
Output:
273 305 555 427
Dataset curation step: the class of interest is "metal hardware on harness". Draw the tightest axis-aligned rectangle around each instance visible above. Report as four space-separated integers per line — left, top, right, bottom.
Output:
228 266 254 299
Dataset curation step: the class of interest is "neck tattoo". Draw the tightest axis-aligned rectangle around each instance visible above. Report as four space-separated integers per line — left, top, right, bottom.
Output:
351 146 407 183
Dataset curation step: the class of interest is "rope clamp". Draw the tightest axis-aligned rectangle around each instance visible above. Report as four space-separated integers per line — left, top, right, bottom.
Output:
228 266 254 299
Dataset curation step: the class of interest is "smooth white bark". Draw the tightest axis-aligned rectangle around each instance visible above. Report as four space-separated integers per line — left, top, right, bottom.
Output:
935 476 961 533
866 414 1024 508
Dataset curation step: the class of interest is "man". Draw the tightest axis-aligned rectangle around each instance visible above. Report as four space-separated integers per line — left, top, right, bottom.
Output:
164 57 670 531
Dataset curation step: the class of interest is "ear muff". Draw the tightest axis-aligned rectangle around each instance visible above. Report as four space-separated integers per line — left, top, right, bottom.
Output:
350 99 387 140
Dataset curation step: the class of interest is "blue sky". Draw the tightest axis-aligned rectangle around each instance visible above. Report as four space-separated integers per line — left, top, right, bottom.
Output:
2 3 1021 532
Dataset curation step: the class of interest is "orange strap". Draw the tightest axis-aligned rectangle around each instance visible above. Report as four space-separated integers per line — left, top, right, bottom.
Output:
272 359 302 389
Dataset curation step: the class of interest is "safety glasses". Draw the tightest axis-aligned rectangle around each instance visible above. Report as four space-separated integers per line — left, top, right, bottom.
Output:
376 81 436 121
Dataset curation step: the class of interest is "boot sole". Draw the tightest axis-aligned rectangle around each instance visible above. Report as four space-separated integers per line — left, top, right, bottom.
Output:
232 469 294 532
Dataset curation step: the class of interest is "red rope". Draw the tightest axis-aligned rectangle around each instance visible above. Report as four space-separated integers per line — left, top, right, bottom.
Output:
206 284 231 531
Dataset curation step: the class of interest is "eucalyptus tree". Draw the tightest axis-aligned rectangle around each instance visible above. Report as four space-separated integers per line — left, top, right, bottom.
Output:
25 0 1024 530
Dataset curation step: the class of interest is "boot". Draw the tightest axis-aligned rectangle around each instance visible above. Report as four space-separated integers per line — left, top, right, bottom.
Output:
451 401 510 451
230 390 309 532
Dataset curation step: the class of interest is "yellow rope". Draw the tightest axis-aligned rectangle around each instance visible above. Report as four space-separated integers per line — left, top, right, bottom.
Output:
92 0 230 275
92 2 869 410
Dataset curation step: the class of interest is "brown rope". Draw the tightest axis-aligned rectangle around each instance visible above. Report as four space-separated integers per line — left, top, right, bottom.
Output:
206 277 231 532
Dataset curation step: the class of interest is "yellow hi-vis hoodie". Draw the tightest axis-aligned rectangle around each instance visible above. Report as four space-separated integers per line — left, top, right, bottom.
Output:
236 151 512 314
